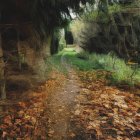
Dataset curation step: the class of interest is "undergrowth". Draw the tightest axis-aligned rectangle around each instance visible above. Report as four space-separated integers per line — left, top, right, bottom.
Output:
56 48 140 86
45 55 68 79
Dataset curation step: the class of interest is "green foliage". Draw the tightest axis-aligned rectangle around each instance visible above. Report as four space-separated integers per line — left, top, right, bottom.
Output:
77 51 89 60
108 4 121 14
59 39 66 51
90 54 140 85
58 48 140 85
81 2 138 22
45 55 68 78
70 20 85 44
82 10 99 21
1 0 95 39
45 47 140 85
30 0 95 36
71 1 140 61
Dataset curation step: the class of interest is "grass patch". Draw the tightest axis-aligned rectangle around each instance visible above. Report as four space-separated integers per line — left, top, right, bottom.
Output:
45 55 68 78
77 51 89 60
56 48 140 85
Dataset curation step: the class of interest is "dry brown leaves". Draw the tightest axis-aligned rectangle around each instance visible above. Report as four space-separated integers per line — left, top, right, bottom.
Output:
72 71 140 140
0 71 65 139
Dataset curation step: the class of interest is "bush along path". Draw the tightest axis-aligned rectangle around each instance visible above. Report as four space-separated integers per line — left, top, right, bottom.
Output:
46 51 140 140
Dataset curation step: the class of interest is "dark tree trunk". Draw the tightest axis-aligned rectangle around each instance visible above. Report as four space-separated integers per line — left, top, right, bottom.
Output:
0 32 6 99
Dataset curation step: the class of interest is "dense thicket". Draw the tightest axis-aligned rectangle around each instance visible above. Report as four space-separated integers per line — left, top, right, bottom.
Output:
72 0 140 62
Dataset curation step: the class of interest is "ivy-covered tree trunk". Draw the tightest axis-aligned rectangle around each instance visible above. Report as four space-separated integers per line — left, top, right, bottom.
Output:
46 35 52 56
0 32 6 99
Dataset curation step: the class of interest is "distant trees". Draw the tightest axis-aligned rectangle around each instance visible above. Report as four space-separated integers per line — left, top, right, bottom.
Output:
65 30 74 45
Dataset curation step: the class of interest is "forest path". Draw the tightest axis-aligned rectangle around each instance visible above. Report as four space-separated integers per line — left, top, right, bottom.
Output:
0 48 139 139
46 53 81 140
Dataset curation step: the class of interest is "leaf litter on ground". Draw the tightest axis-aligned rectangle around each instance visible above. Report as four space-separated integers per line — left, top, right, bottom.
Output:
0 71 65 139
71 70 140 140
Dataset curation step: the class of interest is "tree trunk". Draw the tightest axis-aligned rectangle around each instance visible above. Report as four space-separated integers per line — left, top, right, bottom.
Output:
43 35 52 57
0 32 6 99
17 29 22 71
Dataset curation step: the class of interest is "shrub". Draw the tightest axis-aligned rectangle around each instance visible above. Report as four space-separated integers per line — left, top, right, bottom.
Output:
77 51 89 60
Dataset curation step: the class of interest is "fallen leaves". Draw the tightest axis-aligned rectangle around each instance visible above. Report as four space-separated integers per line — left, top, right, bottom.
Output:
71 70 140 140
0 71 65 139
47 130 55 137
1 68 139 139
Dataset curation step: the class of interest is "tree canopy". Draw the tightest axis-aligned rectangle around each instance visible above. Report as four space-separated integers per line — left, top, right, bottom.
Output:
0 0 94 37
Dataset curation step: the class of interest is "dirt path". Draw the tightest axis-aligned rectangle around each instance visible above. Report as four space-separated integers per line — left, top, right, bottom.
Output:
46 51 140 140
46 55 81 140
